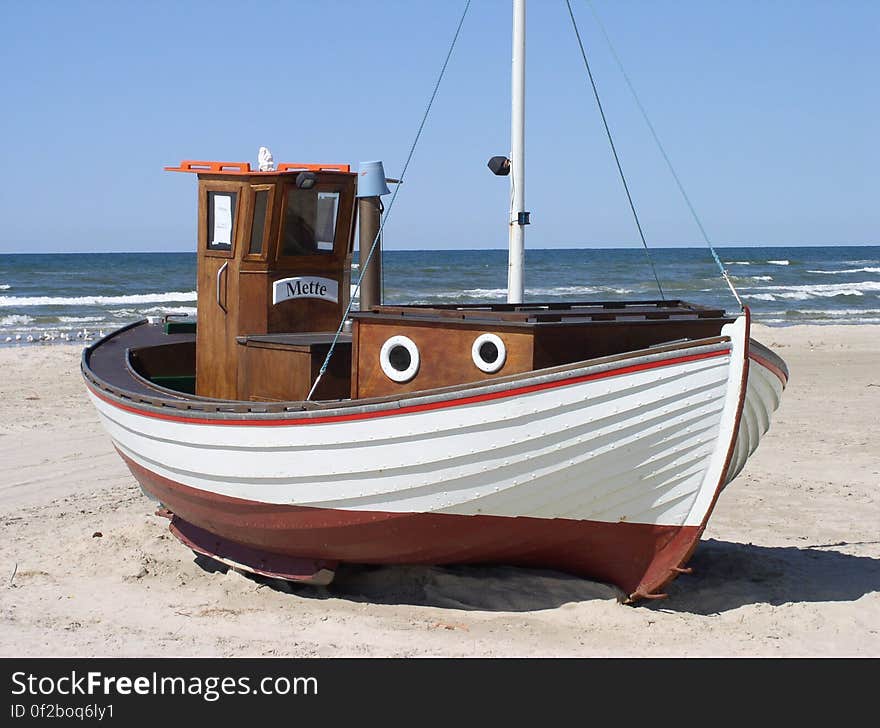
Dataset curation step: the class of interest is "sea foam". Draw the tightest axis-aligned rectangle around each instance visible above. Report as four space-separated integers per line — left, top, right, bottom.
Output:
744 280 880 301
807 267 880 275
0 314 34 326
0 291 198 307
431 285 624 300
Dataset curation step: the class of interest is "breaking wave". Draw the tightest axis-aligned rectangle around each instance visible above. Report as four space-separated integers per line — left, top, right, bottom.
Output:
746 293 777 301
429 285 630 300
432 288 508 299
807 267 880 275
767 260 790 265
528 285 631 296
0 291 198 307
57 316 106 323
758 316 880 325
744 281 880 301
107 306 198 318
142 306 197 316
0 314 34 326
789 308 880 317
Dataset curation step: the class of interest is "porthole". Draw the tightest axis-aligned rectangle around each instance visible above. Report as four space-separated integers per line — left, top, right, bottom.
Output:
472 333 506 373
380 335 420 383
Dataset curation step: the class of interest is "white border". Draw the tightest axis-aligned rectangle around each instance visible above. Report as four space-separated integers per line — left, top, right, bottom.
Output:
472 333 507 373
380 335 420 383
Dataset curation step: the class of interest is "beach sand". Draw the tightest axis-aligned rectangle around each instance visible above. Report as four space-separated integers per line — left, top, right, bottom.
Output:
1 324 878 657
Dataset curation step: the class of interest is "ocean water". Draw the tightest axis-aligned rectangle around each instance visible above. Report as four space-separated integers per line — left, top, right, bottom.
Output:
0 245 878 345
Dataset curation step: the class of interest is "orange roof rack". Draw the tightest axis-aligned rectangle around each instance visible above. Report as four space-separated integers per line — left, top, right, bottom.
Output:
277 162 351 173
164 160 252 174
164 160 351 175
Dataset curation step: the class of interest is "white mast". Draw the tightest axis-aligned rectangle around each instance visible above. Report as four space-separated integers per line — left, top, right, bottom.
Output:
507 0 527 304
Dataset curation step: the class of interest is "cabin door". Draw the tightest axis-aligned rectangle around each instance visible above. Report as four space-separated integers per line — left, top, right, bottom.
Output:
195 184 243 399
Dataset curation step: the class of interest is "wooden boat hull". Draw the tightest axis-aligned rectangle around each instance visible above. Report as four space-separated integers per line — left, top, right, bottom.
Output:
83 312 787 601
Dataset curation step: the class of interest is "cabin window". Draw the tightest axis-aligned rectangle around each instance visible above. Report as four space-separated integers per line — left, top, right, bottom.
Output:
280 189 340 256
248 188 270 256
206 191 237 251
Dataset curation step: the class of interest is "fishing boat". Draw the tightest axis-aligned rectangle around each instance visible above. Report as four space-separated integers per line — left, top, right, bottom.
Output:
81 1 787 602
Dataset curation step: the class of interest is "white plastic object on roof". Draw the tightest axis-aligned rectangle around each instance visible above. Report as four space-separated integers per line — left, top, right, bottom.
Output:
258 146 275 172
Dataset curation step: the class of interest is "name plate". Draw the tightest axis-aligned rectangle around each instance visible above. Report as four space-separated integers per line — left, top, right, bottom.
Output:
273 276 339 305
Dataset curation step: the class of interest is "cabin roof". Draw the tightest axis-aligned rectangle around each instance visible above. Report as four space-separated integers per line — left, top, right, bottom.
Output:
164 160 353 176
350 300 732 327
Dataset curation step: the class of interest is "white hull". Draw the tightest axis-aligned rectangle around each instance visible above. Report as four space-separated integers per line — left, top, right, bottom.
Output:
83 311 788 599
87 317 770 530
725 342 786 485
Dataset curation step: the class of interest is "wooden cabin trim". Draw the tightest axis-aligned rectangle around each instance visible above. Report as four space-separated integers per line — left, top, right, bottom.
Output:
241 183 276 263
274 174 357 267
199 180 246 260
350 310 734 331
350 316 361 400
368 299 711 311
360 300 729 324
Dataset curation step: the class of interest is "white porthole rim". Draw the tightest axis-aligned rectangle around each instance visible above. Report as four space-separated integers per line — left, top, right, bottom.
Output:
472 333 507 373
380 335 420 383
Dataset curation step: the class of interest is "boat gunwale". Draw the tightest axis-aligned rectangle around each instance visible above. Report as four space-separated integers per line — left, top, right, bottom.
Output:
82 318 735 423
748 339 789 384
352 306 734 327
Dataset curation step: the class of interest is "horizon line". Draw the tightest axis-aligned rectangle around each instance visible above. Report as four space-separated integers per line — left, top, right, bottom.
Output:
1 242 879 255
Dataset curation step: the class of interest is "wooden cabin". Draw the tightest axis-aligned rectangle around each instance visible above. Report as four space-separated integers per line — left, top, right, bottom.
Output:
158 158 733 407
165 160 357 401
348 301 733 398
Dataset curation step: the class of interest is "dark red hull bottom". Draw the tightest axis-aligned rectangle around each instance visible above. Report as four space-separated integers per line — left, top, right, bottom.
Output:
168 516 339 585
122 452 701 601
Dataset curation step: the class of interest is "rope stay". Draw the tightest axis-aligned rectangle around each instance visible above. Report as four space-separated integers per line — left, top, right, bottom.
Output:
306 0 472 401
564 0 666 301
584 0 743 308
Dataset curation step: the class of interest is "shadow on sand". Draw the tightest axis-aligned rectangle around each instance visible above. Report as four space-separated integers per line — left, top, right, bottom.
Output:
658 538 880 615
193 538 880 614
193 555 623 612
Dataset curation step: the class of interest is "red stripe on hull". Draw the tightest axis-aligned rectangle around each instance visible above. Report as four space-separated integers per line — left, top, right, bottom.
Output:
749 353 788 386
88 348 728 427
119 452 701 601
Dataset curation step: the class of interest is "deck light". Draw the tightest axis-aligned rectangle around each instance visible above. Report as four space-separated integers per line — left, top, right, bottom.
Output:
487 156 511 176
295 171 317 189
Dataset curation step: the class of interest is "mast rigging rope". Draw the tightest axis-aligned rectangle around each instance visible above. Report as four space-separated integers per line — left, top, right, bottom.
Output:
307 0 472 401
564 0 666 301
583 0 743 308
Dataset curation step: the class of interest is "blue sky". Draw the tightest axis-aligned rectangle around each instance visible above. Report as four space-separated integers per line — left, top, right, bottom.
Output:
0 0 876 253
